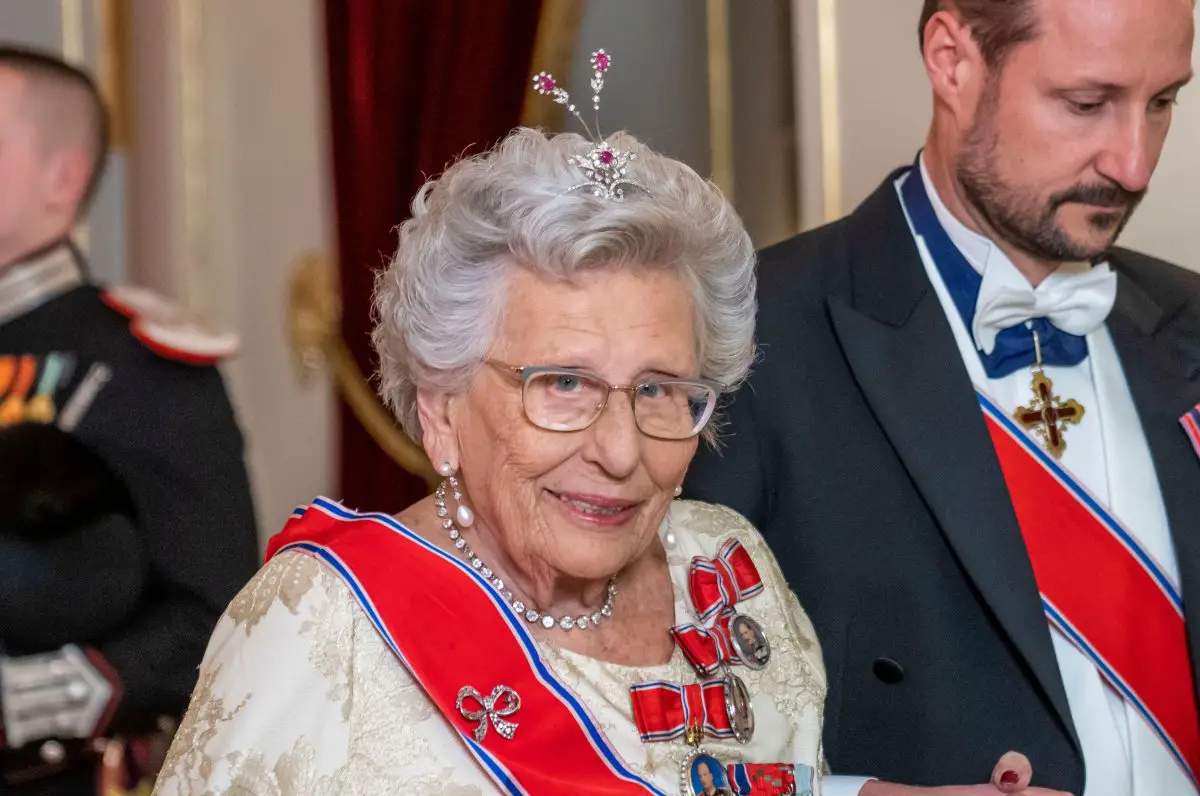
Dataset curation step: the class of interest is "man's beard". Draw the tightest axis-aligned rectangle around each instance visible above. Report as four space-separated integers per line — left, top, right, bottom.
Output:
956 86 1144 262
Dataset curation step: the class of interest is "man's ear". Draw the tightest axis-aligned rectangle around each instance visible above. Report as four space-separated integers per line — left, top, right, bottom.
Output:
417 387 459 470
923 10 987 119
43 147 91 216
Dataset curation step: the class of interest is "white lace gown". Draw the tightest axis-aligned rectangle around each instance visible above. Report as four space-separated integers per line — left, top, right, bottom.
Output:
153 500 827 795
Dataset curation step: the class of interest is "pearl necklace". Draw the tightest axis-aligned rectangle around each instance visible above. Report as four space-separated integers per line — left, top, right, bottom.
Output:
435 479 617 631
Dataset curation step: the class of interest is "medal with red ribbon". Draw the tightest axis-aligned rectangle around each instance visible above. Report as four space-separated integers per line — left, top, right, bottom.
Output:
633 680 793 794
671 612 736 677
673 608 773 676
628 537 796 795
684 539 773 675
689 539 765 622
630 680 736 743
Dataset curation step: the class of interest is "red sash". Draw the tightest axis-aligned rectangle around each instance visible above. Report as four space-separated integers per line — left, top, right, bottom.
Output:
264 499 668 795
979 391 1200 786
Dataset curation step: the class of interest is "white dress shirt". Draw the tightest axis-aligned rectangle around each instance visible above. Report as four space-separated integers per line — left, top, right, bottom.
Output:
849 160 1191 796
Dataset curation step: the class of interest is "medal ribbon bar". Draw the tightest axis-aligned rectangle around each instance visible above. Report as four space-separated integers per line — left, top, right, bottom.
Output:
630 680 735 743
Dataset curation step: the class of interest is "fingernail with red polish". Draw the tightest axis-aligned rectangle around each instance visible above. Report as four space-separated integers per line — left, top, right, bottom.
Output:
1000 770 1019 785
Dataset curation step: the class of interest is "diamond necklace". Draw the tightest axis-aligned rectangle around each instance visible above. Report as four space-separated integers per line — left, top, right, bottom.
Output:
435 480 617 632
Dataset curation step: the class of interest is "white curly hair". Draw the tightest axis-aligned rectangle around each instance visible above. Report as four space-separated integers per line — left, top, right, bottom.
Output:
371 127 757 446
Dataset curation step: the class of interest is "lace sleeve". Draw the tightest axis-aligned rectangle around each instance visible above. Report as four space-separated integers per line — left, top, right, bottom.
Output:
153 551 357 796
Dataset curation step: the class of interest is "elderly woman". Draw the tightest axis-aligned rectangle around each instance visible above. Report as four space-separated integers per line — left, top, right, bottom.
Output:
152 53 831 792
153 128 822 794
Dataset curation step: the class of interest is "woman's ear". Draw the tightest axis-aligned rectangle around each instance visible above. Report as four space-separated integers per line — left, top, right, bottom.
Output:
417 387 458 470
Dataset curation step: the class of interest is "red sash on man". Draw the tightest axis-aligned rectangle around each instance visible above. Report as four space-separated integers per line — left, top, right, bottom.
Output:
978 391 1200 786
264 498 668 796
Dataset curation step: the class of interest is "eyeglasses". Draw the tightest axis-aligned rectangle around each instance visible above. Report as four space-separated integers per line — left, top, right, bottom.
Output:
486 360 723 441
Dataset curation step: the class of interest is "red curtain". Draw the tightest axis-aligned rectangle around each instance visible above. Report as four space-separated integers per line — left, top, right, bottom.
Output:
324 0 544 510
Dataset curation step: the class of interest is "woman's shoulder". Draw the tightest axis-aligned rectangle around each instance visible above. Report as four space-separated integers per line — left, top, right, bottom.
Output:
222 548 354 636
668 498 771 558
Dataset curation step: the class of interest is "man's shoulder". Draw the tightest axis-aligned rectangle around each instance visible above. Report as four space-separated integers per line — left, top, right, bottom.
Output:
44 285 235 377
756 217 853 299
1109 246 1200 298
39 288 240 435
752 167 912 316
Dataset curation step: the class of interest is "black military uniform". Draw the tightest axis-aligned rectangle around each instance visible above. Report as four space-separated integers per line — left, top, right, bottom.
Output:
0 241 259 795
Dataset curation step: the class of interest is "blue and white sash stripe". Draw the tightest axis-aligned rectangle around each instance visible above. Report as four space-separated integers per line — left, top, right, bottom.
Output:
977 391 1184 614
1043 598 1194 780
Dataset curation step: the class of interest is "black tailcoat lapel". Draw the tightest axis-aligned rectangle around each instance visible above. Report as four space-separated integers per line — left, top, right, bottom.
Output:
826 170 1081 752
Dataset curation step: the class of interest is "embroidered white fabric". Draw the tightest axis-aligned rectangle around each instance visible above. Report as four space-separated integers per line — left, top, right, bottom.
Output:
152 499 828 795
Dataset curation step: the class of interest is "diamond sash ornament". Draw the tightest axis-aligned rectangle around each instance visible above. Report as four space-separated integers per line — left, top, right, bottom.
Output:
979 390 1200 786
456 685 521 742
689 539 765 623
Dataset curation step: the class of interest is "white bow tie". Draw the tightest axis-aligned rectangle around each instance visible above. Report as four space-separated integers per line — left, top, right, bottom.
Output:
972 261 1118 355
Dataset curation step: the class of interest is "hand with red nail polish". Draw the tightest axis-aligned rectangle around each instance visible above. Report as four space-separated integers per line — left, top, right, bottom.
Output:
991 751 1034 791
857 751 1075 796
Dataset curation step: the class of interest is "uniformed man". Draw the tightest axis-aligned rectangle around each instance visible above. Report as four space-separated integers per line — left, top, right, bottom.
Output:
0 45 259 795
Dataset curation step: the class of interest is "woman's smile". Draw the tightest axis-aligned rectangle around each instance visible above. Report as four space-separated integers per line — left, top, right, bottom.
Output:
544 488 642 526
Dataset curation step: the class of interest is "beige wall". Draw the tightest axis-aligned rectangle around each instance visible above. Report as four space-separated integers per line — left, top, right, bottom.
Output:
1119 34 1200 270
794 0 1200 274
568 0 798 249
128 0 336 544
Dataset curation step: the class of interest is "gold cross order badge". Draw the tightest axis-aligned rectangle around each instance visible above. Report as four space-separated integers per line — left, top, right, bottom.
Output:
1013 370 1085 459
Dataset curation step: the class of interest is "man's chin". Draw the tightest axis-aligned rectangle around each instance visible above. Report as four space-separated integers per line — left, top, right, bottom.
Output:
1046 219 1123 262
1066 207 1130 251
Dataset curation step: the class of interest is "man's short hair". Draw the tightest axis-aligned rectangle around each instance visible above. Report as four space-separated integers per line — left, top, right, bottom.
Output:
917 0 1041 68
0 44 110 214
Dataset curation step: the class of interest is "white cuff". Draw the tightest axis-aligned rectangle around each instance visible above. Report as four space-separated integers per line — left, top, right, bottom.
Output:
821 774 877 796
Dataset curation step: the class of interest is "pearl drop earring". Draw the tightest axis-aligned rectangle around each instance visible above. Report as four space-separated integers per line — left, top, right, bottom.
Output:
662 514 678 550
447 475 474 527
673 485 683 498
437 461 454 477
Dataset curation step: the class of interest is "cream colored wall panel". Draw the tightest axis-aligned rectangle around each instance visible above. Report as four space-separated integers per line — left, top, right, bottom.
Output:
127 0 335 544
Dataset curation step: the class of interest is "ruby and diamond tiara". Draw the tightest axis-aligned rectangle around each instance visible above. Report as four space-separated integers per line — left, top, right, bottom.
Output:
531 49 649 201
